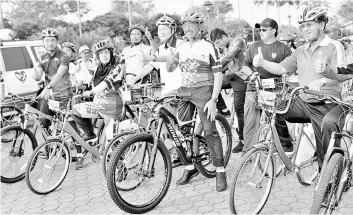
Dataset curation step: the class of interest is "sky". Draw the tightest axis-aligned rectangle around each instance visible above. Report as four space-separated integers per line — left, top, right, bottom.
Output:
81 0 343 28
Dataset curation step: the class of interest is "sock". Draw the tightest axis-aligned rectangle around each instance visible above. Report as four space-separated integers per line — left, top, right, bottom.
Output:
77 153 83 158
185 165 194 170
222 108 229 112
216 167 225 172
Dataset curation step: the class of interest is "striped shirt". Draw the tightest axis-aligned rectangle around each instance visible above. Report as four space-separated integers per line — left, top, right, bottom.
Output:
175 38 222 87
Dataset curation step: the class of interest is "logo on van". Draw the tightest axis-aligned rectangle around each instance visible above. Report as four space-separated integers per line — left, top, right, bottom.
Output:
14 71 27 83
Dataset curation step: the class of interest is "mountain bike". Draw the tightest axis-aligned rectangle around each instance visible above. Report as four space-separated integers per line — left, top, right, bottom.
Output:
106 93 232 214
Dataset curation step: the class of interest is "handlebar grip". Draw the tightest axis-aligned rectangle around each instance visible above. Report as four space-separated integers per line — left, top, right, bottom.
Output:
303 87 324 97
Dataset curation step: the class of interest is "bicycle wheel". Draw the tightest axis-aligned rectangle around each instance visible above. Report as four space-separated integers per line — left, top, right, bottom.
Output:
1 125 37 183
295 132 319 186
106 133 172 214
102 131 135 177
25 139 71 195
310 153 344 214
0 105 22 142
194 114 232 178
229 146 275 214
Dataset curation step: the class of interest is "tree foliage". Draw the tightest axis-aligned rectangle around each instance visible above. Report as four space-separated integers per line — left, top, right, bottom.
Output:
337 0 353 28
5 0 89 27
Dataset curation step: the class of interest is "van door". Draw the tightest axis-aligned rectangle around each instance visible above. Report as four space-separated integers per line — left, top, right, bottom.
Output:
0 46 39 97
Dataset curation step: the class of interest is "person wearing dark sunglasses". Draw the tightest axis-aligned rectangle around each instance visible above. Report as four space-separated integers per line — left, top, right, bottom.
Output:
239 18 293 155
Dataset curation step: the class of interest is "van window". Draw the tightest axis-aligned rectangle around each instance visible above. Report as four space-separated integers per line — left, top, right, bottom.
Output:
1 47 33 71
31 46 46 62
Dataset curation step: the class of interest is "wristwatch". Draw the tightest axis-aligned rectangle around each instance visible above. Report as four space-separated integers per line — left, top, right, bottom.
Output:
46 84 53 89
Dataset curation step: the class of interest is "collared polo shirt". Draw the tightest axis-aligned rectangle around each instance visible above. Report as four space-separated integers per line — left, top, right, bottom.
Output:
280 35 340 97
38 49 72 97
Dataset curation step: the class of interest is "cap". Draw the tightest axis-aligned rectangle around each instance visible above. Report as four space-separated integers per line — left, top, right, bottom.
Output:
255 18 278 30
79 45 90 54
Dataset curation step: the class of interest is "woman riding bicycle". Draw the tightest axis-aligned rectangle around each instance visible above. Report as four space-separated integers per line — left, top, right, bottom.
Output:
71 39 124 169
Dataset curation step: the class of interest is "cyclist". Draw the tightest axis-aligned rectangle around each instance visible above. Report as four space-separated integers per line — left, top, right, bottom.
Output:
166 9 227 192
71 39 124 169
209 28 247 154
240 18 293 155
76 45 96 90
121 24 157 86
62 42 78 87
141 15 184 167
33 28 73 131
252 6 345 168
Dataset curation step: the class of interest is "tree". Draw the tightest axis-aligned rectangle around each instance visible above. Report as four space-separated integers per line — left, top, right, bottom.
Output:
13 21 40 39
336 0 353 28
5 0 89 28
112 0 156 21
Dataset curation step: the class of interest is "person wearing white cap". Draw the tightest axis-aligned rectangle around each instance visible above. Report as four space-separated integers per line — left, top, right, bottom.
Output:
76 45 96 89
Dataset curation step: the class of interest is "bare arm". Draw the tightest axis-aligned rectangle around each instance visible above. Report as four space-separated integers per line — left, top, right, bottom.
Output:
261 60 288 75
50 65 68 86
211 72 223 101
33 63 44 81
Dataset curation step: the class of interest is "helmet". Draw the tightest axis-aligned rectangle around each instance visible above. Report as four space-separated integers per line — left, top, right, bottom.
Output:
181 9 204 24
93 39 114 53
42 28 59 39
78 45 90 54
156 16 177 29
129 24 146 35
62 42 76 53
298 6 328 24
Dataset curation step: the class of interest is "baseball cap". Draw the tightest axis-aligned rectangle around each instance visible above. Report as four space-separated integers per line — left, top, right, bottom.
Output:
79 45 90 54
255 18 278 30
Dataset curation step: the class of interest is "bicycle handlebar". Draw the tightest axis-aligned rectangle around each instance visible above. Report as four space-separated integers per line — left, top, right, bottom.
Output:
7 92 37 103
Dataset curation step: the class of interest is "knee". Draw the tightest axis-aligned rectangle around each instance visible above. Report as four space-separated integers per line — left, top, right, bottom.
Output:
321 114 339 131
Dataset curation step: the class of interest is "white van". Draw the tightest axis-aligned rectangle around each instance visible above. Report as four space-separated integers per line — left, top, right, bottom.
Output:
0 40 45 104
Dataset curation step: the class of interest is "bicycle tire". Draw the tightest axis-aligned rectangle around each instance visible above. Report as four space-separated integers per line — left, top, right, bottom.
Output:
25 138 71 195
106 133 172 214
194 114 232 178
310 153 344 214
229 146 275 214
1 125 38 183
0 105 22 142
101 131 135 177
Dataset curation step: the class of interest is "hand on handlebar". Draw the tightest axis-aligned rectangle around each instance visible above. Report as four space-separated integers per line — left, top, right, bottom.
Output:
82 90 94 98
307 79 324 92
36 87 51 100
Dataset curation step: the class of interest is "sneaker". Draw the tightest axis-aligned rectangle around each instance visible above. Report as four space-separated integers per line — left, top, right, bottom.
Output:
216 172 227 192
232 140 244 153
218 109 231 117
76 157 85 170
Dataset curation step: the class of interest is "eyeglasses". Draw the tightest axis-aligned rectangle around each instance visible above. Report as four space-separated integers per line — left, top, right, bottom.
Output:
182 22 197 29
82 51 90 55
259 28 271 32
299 21 317 30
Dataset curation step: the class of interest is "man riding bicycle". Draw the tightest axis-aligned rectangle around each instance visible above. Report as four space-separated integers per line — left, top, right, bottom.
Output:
33 28 73 131
166 9 227 192
252 6 345 168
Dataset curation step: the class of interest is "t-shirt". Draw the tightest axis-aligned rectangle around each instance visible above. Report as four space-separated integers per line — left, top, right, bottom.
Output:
280 35 340 97
38 49 72 97
243 40 292 91
121 43 154 84
154 37 183 94
174 38 222 88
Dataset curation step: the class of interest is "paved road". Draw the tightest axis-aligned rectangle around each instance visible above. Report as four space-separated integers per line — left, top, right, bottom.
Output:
1 151 353 214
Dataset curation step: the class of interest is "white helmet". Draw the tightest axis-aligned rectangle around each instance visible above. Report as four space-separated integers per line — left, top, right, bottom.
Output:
298 6 328 24
79 45 90 54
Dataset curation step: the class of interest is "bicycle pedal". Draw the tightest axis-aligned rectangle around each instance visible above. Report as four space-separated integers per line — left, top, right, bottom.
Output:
87 137 98 143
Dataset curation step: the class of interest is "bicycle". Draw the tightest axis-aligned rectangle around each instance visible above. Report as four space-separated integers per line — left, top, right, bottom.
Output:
310 93 353 214
1 94 59 184
106 93 232 214
229 73 320 214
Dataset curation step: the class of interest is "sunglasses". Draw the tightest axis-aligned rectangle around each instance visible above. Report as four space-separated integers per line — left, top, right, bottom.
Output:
299 21 318 30
259 28 271 32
